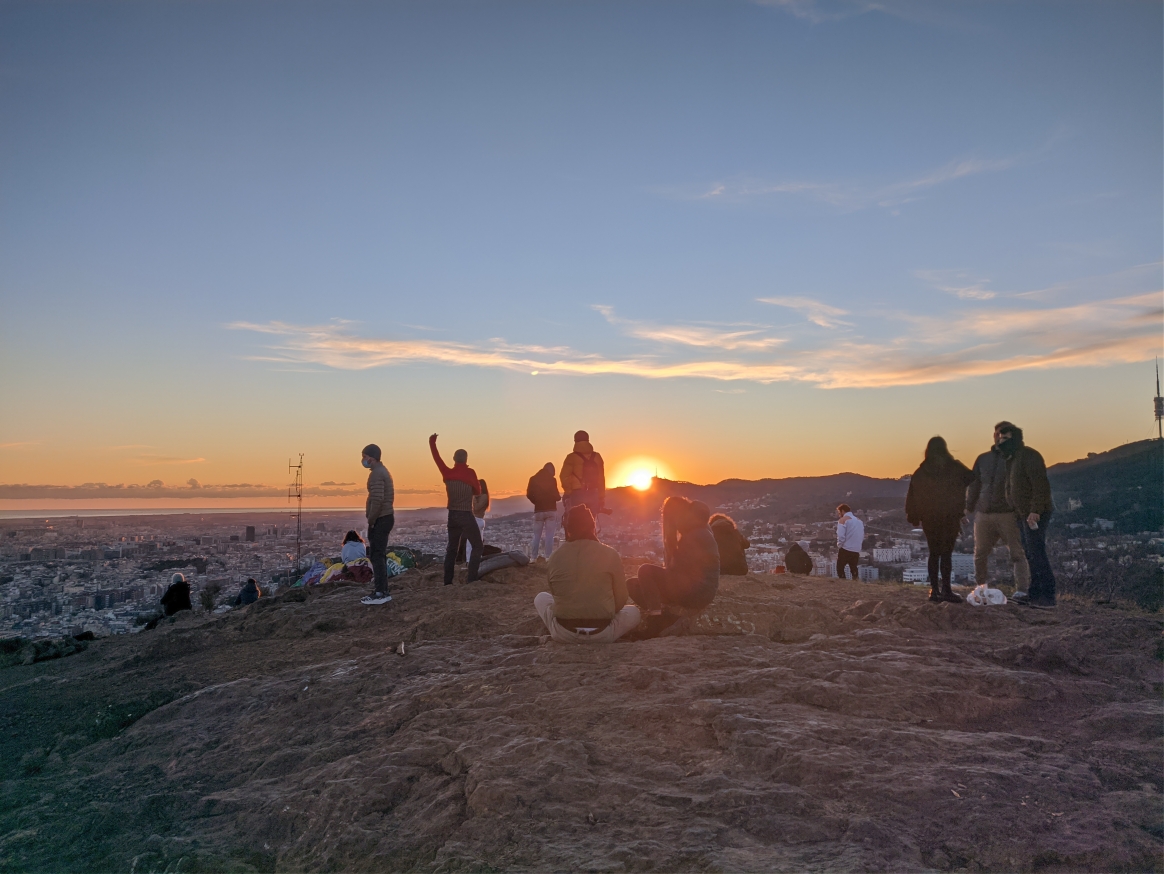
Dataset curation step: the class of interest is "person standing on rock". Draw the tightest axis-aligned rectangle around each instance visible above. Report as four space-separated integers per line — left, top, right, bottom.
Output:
535 505 641 643
998 424 1057 608
361 444 395 606
526 462 561 560
966 421 1031 598
430 433 483 585
906 436 976 603
835 504 864 579
561 430 606 527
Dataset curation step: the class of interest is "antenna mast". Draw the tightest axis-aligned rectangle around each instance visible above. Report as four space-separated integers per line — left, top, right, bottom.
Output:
288 454 304 579
1155 359 1163 440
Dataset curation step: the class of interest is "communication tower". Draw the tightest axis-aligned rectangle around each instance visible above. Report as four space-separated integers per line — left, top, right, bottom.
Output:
1155 359 1163 440
288 454 304 578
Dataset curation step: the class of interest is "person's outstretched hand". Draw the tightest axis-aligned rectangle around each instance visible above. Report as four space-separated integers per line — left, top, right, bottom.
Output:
429 433 438 442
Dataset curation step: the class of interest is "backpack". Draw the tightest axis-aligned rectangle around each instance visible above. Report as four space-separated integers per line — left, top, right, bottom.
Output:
581 454 603 492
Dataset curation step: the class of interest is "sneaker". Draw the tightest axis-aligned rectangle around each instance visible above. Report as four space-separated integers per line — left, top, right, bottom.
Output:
361 593 392 605
1011 591 1030 604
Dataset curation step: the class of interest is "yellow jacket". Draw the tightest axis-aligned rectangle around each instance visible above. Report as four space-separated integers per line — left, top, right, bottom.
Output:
560 441 605 496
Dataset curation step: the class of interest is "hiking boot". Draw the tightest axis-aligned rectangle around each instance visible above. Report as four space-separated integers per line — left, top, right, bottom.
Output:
928 585 943 603
361 593 392 605
940 581 963 604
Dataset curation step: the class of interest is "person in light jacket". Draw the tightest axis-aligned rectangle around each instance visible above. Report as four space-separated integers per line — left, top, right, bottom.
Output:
835 504 864 579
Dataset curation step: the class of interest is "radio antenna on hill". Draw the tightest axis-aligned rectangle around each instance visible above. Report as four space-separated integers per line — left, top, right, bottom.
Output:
1155 359 1163 440
288 454 304 577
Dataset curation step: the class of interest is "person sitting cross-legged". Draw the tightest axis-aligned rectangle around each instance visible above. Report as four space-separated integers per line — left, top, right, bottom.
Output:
534 505 641 644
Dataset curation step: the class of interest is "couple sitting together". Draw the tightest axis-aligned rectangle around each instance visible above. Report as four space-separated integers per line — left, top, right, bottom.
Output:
535 496 720 643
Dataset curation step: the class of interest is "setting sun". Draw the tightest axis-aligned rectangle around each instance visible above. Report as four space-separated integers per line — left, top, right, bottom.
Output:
627 469 654 490
611 456 675 491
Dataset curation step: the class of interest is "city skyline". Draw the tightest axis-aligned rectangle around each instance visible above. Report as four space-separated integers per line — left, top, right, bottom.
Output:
1 0 1161 509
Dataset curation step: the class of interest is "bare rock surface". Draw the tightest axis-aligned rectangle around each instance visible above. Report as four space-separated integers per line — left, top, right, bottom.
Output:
1 565 1160 872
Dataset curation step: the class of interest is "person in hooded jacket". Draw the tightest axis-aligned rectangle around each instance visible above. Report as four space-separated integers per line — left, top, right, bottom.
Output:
526 462 561 560
998 424 1057 608
234 578 262 606
627 496 720 631
160 573 192 616
906 436 976 603
966 421 1031 596
561 430 606 522
784 540 814 575
709 513 750 575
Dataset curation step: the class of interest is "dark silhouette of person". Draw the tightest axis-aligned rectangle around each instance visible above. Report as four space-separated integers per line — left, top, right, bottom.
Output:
906 435 975 603
234 578 262 606
784 541 814 576
160 573 192 616
709 513 750 575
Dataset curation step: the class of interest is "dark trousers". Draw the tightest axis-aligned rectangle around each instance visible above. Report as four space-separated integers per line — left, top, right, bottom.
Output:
1020 511 1056 604
836 548 860 580
369 514 394 594
444 510 482 584
923 516 961 586
627 563 716 614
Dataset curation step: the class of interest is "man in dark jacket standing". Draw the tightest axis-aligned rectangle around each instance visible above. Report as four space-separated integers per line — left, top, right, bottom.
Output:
526 462 561 560
361 443 395 606
999 424 1057 608
967 422 1030 595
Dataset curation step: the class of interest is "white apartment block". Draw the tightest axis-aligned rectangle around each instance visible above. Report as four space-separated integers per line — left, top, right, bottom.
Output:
873 547 912 563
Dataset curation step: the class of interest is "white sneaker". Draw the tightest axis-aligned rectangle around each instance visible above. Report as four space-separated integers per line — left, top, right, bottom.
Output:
361 593 392 605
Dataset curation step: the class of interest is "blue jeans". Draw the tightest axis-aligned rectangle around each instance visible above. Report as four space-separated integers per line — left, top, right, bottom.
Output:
1019 511 1056 604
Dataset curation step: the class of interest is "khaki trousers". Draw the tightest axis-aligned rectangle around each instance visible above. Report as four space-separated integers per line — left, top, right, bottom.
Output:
973 512 1030 589
534 592 641 644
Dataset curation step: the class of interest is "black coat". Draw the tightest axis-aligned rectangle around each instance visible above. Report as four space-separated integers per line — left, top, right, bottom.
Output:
784 543 813 575
160 582 191 616
235 580 262 606
710 519 750 576
966 447 1011 514
525 469 561 513
906 458 975 525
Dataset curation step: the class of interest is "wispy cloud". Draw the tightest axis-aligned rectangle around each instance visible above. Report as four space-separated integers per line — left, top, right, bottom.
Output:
131 455 207 466
592 305 786 351
756 296 851 328
914 269 997 300
0 442 37 450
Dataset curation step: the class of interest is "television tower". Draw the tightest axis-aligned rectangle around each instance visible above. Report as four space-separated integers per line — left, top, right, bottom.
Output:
288 454 304 577
1155 359 1163 440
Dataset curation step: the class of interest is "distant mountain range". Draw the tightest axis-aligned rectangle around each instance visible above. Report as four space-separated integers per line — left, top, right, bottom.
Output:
488 439 1163 533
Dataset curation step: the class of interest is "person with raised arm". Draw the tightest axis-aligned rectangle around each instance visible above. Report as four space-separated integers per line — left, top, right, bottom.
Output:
430 433 483 586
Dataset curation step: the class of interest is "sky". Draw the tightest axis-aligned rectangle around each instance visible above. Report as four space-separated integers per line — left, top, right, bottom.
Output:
0 0 1161 510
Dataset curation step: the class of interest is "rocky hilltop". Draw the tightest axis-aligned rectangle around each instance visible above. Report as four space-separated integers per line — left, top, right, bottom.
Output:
1 564 1160 872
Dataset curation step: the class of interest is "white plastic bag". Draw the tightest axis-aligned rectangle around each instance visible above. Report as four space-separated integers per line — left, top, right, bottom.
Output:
966 584 1007 606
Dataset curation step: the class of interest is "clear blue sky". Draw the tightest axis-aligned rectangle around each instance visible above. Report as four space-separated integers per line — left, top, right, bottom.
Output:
1 0 1160 504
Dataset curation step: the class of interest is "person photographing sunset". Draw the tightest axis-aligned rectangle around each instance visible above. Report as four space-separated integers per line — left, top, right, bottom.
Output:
561 430 606 525
430 433 483 586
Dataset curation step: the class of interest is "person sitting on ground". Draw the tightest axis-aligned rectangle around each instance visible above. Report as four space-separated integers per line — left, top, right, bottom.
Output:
160 573 192 616
341 530 367 564
835 504 864 580
784 540 814 576
560 430 606 522
534 505 641 643
526 462 561 560
234 577 262 606
709 513 750 576
627 497 720 632
906 435 975 604
430 433 483 585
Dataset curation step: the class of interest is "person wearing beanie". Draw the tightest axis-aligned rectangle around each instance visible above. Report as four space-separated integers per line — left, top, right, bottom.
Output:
560 429 606 525
160 572 192 616
784 540 813 575
526 462 561 560
429 433 483 585
534 505 640 643
360 443 395 606
998 424 1057 608
966 422 1031 599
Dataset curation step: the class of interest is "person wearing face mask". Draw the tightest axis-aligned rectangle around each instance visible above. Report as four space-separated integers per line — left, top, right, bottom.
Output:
998 424 1056 608
966 421 1030 598
360 444 395 606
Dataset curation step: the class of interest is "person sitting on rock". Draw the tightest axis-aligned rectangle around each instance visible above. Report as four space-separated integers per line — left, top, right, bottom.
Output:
784 540 814 575
709 513 750 576
234 577 262 606
534 505 641 643
341 530 367 564
627 497 720 633
160 573 192 616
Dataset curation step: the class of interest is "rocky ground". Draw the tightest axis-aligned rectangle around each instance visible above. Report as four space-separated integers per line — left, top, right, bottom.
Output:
0 562 1161 873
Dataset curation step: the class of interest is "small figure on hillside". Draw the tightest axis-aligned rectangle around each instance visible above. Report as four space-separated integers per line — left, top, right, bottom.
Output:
709 513 750 576
906 436 976 604
160 572 192 616
966 421 1031 597
341 530 367 563
526 462 561 560
835 504 864 580
784 540 814 576
534 505 641 643
430 433 483 585
998 423 1057 608
234 577 262 606
561 430 606 527
627 496 720 637
361 443 395 606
